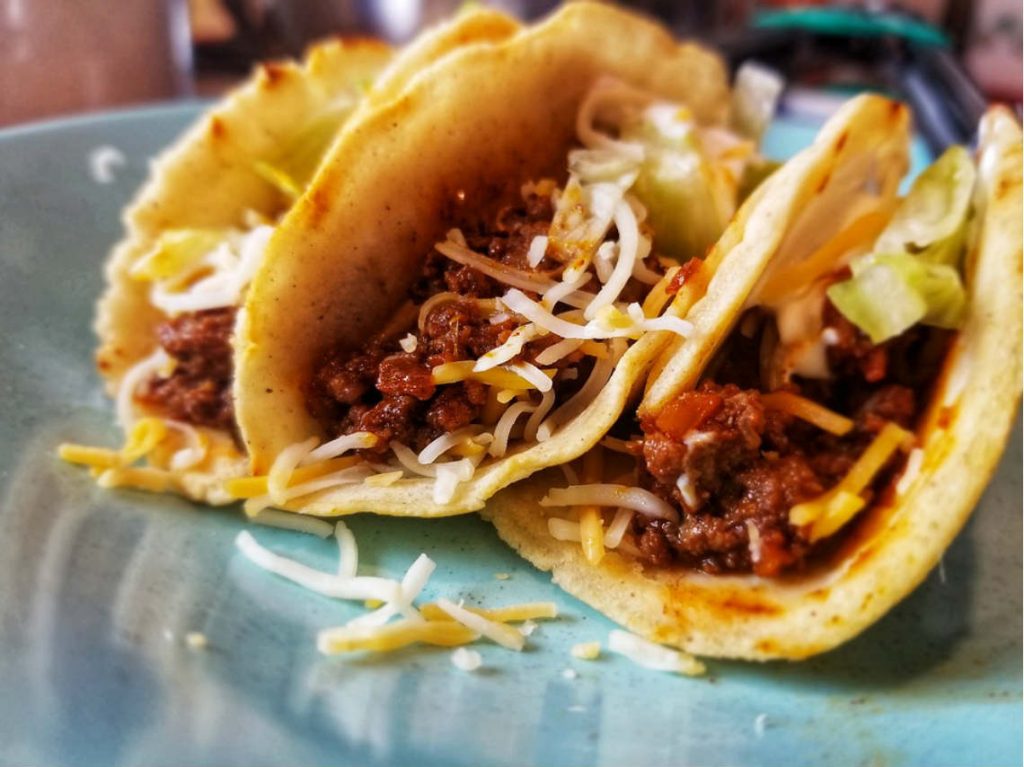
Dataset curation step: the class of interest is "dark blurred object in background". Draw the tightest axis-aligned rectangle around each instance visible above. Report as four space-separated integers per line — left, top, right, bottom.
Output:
188 0 1020 105
1 1 1018 127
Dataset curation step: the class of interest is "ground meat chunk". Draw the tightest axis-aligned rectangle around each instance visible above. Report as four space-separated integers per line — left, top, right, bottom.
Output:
426 382 487 433
304 190 560 453
137 307 236 430
420 299 515 367
377 353 435 400
357 394 420 450
637 382 819 575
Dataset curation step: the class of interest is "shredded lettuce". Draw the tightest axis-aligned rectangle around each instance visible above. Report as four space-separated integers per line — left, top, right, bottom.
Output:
827 253 966 343
730 62 785 142
130 228 230 285
621 108 731 262
828 146 975 343
253 103 356 199
873 145 976 266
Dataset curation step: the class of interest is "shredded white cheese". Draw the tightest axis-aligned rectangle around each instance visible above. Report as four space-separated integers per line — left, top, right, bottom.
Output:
451 647 483 671
675 473 698 509
88 145 126 184
435 598 526 651
334 520 358 578
234 530 400 602
608 629 705 675
542 484 679 522
895 447 924 496
252 509 335 538
418 426 480 465
115 349 172 429
527 235 549 268
150 225 273 314
302 431 377 465
399 333 418 353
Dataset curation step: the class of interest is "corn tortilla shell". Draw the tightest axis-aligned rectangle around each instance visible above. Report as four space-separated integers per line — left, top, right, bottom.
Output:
92 11 515 501
235 2 730 514
483 103 1022 660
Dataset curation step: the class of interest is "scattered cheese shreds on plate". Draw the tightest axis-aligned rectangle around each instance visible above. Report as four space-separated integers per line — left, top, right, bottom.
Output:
571 641 601 660
185 632 208 649
607 630 705 676
435 598 526 651
451 647 483 671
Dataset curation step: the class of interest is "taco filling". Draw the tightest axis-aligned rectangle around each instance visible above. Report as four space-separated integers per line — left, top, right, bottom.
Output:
541 144 977 577
250 77 772 511
114 106 363 436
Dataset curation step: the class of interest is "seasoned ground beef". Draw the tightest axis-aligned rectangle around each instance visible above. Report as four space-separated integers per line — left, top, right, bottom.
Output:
137 307 237 430
635 299 946 577
305 192 563 452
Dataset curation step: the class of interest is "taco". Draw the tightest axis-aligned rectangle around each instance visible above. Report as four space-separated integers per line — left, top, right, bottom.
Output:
484 97 1022 660
230 2 781 517
60 8 523 502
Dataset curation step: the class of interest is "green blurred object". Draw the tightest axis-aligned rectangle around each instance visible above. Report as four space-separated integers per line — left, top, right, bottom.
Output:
754 6 950 48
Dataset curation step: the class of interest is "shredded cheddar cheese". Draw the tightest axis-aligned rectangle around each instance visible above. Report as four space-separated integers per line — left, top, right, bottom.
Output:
318 619 480 654
419 602 558 623
578 448 606 565
225 455 362 499
761 391 854 436
789 421 913 541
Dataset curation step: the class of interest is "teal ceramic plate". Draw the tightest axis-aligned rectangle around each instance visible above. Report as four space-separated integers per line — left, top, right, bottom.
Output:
0 105 1019 767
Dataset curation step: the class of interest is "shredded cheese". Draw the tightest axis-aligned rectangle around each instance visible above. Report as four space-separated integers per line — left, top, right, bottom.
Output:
225 455 362 499
97 466 177 493
234 530 400 602
115 349 172 429
58 443 122 470
431 361 541 391
608 629 705 675
542 484 679 522
252 509 335 538
571 642 601 660
434 598 526 651
474 325 542 372
578 449 606 565
302 431 377 465
184 631 208 649
318 619 478 654
789 421 913 540
761 391 854 436
418 426 481 465
451 647 483 671
420 602 558 623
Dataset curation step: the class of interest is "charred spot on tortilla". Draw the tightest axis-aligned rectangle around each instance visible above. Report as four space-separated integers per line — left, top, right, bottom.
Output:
208 116 227 141
258 62 290 88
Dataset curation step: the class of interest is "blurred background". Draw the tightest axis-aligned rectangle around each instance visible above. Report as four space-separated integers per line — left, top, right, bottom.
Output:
0 0 1020 133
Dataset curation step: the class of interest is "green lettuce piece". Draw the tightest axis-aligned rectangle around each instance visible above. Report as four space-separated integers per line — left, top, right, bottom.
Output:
829 145 975 342
738 157 781 203
873 145 976 266
827 252 966 344
253 103 355 199
130 228 230 284
621 109 729 262
729 62 784 142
